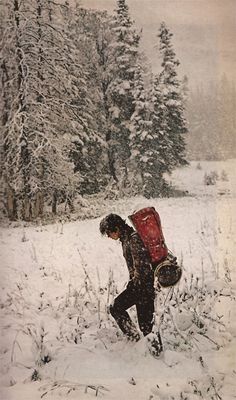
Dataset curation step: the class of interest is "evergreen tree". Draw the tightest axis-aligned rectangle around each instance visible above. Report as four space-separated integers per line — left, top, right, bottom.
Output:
130 51 182 197
70 7 114 192
129 65 152 194
130 65 167 197
107 0 141 189
149 74 173 190
132 22 188 197
157 22 188 169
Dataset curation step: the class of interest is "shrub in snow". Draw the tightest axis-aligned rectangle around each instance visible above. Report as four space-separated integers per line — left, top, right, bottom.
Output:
204 171 219 186
31 369 41 382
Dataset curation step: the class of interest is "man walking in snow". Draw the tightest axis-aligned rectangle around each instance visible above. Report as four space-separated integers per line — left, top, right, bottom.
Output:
99 213 155 342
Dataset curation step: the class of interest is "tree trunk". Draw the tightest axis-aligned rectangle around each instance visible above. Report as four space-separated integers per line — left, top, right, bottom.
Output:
106 132 118 183
6 184 17 221
1 60 10 127
22 196 32 221
66 195 75 213
33 191 44 218
103 84 118 183
52 191 57 215
14 0 32 221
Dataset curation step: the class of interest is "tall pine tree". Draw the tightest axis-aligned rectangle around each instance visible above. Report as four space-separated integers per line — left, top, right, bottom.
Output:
107 0 141 190
71 7 114 192
130 67 171 197
157 22 188 169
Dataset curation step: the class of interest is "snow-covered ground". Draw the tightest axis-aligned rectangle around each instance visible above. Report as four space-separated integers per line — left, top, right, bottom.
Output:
0 160 236 400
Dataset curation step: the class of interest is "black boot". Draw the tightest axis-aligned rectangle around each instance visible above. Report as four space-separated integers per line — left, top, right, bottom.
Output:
147 332 163 358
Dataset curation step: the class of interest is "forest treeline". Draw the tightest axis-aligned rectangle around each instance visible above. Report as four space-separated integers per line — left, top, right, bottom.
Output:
186 76 236 160
0 0 234 221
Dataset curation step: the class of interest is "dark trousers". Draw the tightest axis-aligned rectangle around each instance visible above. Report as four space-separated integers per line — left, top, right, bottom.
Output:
110 282 155 340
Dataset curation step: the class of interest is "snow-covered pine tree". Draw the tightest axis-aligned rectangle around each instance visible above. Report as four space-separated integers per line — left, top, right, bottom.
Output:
68 6 112 194
88 8 119 187
107 0 141 191
130 64 168 197
130 64 150 194
146 73 173 196
0 0 87 220
157 22 188 170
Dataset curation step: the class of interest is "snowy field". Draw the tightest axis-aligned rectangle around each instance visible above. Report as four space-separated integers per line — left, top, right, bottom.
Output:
0 160 236 400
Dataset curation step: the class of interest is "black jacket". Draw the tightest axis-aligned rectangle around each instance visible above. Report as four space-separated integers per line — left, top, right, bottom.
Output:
120 228 154 288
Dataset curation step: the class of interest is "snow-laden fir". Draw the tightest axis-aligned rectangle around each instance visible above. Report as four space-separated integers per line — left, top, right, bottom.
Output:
0 160 236 400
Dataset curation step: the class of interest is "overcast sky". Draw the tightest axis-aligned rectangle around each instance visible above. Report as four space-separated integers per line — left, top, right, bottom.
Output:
81 0 236 87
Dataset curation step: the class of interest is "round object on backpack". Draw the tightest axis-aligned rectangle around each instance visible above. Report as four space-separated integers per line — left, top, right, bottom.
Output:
154 256 182 288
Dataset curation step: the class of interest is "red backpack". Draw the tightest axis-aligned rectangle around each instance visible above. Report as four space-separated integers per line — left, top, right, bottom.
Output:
129 207 168 266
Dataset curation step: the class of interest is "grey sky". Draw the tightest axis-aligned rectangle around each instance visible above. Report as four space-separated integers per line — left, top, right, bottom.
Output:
81 0 236 87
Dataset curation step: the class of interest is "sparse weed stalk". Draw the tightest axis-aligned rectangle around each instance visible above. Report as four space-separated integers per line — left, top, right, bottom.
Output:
52 269 120 345
10 331 22 364
163 375 224 400
8 323 52 382
76 249 119 325
39 380 109 398
223 258 231 283
30 242 38 262
21 229 28 242
24 323 52 367
188 375 224 400
106 267 119 307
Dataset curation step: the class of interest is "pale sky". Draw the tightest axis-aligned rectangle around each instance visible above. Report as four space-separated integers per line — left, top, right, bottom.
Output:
81 0 236 87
